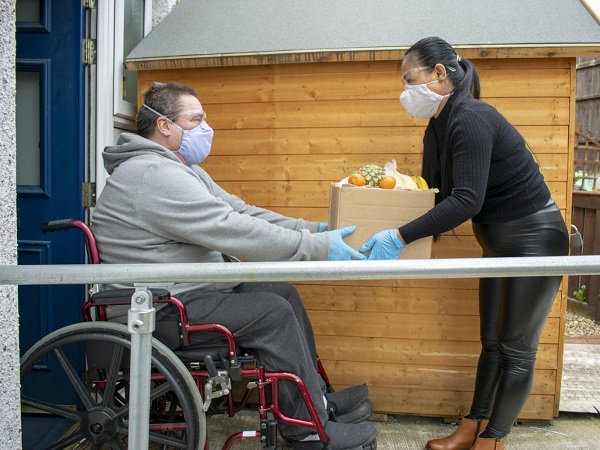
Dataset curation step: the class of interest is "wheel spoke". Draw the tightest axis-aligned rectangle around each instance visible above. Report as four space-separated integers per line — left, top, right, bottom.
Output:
113 382 128 407
102 344 125 408
54 347 96 410
109 436 128 450
167 394 178 422
150 380 174 401
21 395 82 421
110 380 174 421
147 430 187 449
45 426 86 450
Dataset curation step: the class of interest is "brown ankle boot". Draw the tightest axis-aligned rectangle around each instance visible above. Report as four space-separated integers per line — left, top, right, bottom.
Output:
470 435 506 450
426 418 489 450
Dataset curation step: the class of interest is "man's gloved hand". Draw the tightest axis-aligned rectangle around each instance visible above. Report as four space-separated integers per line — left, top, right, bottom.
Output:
328 226 367 260
360 229 406 260
318 222 328 232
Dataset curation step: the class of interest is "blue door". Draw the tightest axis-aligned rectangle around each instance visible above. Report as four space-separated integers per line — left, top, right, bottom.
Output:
17 0 86 404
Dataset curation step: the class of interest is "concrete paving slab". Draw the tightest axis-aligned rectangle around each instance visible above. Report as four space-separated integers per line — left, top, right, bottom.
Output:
560 343 600 414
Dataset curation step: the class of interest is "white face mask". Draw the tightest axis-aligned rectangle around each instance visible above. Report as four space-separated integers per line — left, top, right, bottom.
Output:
400 80 451 119
142 103 214 165
171 121 214 165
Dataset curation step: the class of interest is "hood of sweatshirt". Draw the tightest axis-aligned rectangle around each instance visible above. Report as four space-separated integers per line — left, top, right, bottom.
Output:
103 132 182 175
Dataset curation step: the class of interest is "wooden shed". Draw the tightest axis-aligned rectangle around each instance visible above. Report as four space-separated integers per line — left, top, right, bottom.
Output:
126 0 600 421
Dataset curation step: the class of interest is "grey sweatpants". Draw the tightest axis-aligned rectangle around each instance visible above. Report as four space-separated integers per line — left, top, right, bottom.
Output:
174 282 328 439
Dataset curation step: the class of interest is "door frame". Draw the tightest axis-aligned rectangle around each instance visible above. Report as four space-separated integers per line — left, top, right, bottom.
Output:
95 0 152 193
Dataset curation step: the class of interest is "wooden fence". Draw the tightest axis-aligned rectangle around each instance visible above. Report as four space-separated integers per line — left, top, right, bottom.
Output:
569 131 600 320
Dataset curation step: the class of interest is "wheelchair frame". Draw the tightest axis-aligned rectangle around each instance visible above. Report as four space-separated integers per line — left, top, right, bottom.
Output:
20 219 334 449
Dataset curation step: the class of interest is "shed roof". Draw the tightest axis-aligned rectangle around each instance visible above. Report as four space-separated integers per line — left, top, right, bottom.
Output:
127 0 600 70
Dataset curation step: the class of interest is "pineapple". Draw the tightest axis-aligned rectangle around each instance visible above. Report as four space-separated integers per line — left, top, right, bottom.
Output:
358 164 386 187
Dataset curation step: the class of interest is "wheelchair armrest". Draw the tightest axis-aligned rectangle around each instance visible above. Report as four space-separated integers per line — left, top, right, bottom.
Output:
85 289 183 349
91 288 171 304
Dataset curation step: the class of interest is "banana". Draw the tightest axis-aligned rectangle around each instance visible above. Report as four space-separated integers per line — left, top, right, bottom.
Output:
409 175 429 190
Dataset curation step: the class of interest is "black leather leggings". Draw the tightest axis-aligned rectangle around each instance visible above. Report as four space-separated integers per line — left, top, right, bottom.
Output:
470 200 569 438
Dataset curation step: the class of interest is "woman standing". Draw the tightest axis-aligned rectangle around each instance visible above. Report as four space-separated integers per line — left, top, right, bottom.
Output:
361 37 569 450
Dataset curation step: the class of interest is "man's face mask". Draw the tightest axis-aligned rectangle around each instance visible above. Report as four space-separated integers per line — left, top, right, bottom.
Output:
171 120 214 166
142 104 214 165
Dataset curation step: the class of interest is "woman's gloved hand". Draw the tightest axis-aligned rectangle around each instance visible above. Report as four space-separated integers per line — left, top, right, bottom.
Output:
360 229 406 260
318 222 328 232
328 226 367 260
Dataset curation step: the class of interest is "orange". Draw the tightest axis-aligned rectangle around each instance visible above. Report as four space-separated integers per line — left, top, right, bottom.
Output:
348 173 366 186
379 176 396 189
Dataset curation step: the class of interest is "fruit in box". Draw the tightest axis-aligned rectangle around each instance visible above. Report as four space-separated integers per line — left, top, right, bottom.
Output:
348 173 366 186
345 160 431 191
411 175 429 190
379 176 397 189
358 164 386 187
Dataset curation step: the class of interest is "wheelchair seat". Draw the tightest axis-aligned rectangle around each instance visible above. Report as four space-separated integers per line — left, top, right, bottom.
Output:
89 287 254 371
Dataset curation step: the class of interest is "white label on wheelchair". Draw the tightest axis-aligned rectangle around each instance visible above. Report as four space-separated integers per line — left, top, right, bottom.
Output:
243 431 256 437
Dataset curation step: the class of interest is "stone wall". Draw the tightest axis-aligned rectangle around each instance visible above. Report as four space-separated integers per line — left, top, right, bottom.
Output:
0 0 22 447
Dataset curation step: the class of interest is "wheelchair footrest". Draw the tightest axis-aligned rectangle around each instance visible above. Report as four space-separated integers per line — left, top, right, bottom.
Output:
262 419 279 448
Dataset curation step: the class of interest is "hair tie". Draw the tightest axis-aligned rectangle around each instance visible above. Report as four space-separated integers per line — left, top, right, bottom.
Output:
456 55 462 63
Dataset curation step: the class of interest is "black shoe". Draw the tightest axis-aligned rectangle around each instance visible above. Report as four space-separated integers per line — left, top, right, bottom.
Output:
325 385 372 424
285 421 377 450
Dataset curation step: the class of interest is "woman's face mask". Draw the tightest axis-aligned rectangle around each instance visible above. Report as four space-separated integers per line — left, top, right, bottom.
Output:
399 79 451 119
142 103 214 165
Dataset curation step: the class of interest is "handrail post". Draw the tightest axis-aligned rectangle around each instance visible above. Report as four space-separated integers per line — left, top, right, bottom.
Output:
127 285 156 448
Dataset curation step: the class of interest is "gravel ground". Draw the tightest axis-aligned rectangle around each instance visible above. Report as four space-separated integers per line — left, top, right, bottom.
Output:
565 307 600 336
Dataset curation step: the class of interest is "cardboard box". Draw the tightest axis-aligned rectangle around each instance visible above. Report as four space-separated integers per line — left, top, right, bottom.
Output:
328 184 435 259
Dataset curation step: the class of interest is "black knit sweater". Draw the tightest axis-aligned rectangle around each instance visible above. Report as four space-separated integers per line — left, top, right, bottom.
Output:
399 96 550 244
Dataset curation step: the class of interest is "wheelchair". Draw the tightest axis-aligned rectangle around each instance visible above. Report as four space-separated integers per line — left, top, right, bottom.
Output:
20 219 334 449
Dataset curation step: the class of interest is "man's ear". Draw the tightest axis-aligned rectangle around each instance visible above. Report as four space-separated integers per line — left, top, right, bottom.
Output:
156 117 172 136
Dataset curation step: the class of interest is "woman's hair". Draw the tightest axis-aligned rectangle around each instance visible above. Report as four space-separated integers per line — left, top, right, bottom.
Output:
136 82 198 138
404 36 480 103
404 37 481 201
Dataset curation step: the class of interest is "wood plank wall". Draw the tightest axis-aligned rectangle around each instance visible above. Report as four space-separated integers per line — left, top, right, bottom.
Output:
138 56 574 420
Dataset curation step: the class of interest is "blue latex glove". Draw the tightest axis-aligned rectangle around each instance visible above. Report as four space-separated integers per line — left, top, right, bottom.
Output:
327 226 367 260
318 222 328 232
360 229 406 260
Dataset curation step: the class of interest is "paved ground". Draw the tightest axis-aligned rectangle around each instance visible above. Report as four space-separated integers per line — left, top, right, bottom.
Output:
205 341 600 449
20 337 600 449
560 342 600 414
206 409 600 450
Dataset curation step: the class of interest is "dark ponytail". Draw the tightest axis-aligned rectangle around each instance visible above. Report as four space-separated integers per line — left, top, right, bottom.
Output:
404 37 481 201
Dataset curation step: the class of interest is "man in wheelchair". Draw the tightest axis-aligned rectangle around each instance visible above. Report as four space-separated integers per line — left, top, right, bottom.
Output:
91 81 377 450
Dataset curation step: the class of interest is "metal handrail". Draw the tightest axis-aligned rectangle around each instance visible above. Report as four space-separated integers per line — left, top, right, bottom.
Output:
2 256 600 286
5 255 600 447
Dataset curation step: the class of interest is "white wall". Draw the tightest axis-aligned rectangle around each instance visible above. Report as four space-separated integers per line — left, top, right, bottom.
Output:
0 0 23 447
153 0 179 26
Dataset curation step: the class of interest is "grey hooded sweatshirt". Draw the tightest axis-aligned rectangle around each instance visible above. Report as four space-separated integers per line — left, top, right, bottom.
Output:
91 133 329 298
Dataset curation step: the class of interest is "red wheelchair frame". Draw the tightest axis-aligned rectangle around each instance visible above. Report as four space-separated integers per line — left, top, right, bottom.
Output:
27 218 334 449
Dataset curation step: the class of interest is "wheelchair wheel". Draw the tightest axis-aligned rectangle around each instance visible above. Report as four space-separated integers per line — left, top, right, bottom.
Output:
21 322 205 450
